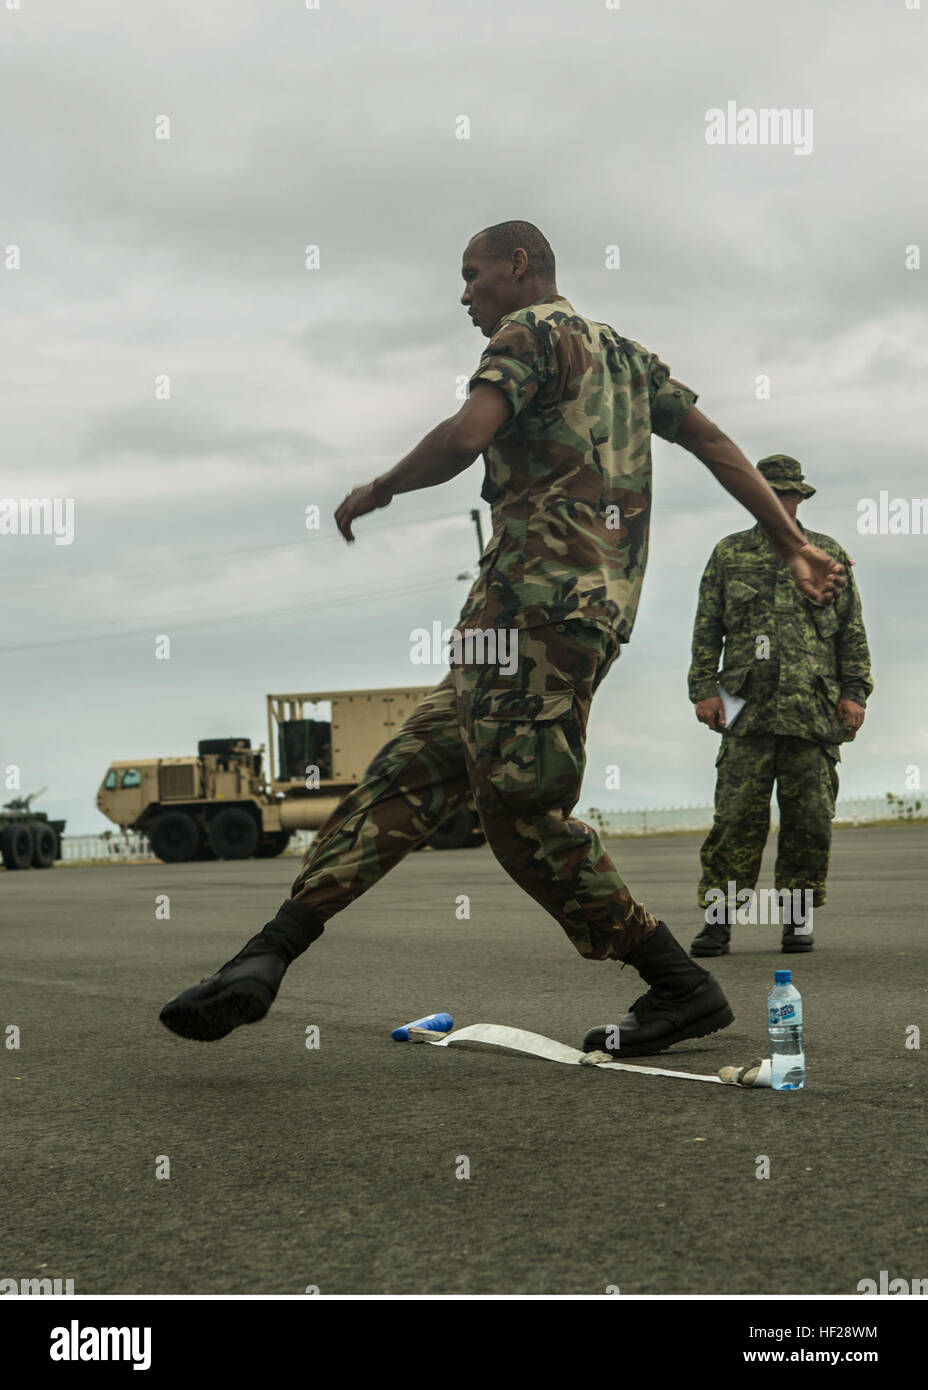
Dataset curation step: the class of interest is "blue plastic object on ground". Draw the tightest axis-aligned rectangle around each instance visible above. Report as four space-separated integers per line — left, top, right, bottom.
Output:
391 1011 454 1041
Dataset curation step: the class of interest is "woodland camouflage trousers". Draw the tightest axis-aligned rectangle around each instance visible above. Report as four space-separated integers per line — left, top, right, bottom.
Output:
289 620 659 959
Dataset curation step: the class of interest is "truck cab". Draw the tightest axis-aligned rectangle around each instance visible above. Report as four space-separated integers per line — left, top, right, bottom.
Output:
97 760 160 830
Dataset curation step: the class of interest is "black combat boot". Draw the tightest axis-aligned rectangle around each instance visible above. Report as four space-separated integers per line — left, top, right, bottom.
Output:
690 907 733 957
781 898 814 953
159 898 325 1042
582 921 734 1058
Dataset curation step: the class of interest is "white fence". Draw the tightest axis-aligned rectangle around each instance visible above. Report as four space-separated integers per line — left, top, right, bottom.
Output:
59 834 156 862
585 794 925 838
58 830 315 863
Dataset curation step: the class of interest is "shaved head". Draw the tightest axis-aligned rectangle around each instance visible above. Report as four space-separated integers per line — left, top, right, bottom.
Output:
473 220 556 283
461 221 559 337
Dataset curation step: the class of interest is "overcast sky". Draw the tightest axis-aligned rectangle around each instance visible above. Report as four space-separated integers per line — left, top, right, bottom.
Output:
2 0 926 835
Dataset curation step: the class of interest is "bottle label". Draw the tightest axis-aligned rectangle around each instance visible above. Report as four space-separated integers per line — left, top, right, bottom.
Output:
769 1003 797 1024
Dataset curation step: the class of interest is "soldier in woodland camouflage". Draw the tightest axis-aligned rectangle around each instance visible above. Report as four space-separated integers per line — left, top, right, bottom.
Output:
688 456 873 956
161 223 845 1057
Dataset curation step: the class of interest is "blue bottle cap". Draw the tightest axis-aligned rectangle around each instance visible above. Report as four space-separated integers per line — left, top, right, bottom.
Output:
774 970 792 984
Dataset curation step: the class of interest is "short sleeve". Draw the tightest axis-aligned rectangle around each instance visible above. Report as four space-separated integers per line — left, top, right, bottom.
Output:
468 318 547 421
648 355 698 442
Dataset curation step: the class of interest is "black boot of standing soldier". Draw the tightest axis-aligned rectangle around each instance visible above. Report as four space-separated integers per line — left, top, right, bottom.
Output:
159 899 325 1041
689 906 734 957
582 921 733 1057
781 895 814 953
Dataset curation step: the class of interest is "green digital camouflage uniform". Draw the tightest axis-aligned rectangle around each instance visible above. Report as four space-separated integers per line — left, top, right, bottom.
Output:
689 499 873 909
289 296 697 960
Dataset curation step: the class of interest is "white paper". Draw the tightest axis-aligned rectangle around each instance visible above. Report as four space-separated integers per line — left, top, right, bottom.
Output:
718 684 746 728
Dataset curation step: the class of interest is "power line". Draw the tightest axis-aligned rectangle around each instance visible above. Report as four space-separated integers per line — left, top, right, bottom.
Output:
0 560 461 642
0 506 481 598
0 571 467 654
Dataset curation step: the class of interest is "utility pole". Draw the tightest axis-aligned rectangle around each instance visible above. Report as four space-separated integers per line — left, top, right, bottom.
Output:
470 508 485 558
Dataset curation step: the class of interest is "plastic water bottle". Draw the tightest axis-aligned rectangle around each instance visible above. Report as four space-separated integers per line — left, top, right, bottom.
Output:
767 970 805 1090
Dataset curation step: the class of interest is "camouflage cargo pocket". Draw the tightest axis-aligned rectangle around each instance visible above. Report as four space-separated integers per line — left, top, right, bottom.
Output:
811 603 841 640
476 689 583 814
723 579 759 629
718 663 752 697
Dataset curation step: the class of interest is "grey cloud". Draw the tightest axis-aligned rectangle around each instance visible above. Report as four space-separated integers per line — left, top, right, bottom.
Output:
79 402 340 464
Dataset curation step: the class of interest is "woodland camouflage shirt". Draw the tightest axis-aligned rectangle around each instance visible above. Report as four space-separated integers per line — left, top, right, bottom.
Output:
457 295 697 640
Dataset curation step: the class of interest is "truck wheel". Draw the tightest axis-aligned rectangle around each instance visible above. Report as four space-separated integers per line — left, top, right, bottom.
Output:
31 823 58 868
426 806 478 851
149 811 201 863
255 831 291 858
1 824 33 870
208 808 259 860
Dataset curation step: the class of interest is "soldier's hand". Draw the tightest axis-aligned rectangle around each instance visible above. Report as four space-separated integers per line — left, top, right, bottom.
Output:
335 479 394 542
785 543 845 605
837 698 865 737
695 696 726 731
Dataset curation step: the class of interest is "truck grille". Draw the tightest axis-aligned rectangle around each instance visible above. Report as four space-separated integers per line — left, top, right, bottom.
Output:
160 765 195 799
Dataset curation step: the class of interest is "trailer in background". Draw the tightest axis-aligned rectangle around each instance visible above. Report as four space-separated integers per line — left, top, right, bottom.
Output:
0 788 66 870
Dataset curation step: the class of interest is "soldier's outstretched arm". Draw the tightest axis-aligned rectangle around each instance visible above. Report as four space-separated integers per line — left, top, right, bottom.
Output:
334 384 510 541
675 404 845 605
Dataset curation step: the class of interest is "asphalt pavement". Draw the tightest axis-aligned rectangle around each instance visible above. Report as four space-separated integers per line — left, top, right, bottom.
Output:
1 825 925 1295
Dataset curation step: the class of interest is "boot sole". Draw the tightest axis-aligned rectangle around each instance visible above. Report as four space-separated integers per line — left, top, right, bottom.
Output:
690 943 729 957
159 980 274 1042
781 943 814 953
597 1002 735 1058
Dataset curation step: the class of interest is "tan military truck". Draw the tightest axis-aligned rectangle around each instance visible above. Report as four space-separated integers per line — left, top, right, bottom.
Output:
97 687 483 863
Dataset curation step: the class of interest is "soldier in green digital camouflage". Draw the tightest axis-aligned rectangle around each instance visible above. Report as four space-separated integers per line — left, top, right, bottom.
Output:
688 455 873 956
160 223 846 1057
